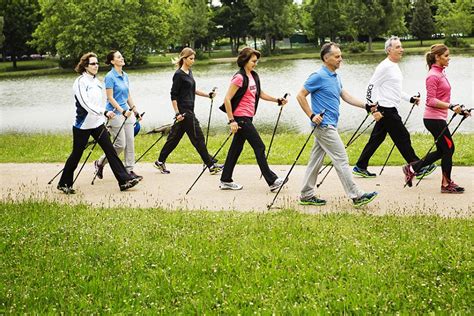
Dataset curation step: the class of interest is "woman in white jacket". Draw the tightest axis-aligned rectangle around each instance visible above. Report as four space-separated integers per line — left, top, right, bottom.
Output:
57 52 139 194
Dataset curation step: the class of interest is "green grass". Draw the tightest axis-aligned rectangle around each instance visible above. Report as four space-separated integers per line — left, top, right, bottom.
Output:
0 201 472 313
1 132 473 166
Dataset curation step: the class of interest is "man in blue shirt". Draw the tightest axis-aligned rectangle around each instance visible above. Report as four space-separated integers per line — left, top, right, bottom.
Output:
295 42 378 207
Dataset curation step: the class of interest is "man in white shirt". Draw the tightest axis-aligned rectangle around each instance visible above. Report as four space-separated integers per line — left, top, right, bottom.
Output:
353 36 435 179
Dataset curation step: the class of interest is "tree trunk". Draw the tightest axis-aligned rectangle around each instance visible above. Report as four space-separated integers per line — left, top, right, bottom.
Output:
368 36 373 52
12 54 17 69
190 40 195 49
254 37 257 50
265 33 271 55
421 39 423 46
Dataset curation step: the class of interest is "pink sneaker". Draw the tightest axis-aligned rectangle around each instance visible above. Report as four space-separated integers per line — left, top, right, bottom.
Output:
441 181 464 194
402 164 415 187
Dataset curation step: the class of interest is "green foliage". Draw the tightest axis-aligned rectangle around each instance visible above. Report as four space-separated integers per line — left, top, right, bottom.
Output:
172 0 210 49
1 201 473 313
435 0 473 38
213 0 254 54
246 0 294 53
342 41 367 53
411 0 436 45
444 36 470 48
31 0 173 67
302 0 346 43
0 0 41 67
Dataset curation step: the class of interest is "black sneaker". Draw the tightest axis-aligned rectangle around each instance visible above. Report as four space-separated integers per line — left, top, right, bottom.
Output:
299 196 327 206
269 177 289 192
353 191 378 207
153 160 170 174
209 164 222 175
129 171 143 181
415 163 436 179
57 184 76 195
94 160 104 179
352 166 376 178
119 178 140 191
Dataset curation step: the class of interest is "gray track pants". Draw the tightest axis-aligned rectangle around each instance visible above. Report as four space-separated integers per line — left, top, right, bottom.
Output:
98 114 136 172
301 125 365 200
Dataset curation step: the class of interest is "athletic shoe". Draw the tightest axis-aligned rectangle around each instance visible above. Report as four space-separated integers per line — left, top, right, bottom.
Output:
415 163 436 179
402 163 415 187
153 160 170 174
353 191 378 207
352 166 376 178
299 196 327 206
441 181 464 194
94 160 104 179
219 181 243 190
209 164 222 175
129 171 143 181
269 177 289 192
57 184 76 195
119 178 140 191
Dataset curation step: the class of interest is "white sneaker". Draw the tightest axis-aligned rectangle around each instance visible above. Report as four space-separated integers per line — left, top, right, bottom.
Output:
219 181 243 190
269 177 288 192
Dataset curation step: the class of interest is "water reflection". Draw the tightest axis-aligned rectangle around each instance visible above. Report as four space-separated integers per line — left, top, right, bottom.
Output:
1 55 472 133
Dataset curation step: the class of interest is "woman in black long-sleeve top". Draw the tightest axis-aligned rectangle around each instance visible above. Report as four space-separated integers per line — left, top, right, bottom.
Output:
154 47 221 175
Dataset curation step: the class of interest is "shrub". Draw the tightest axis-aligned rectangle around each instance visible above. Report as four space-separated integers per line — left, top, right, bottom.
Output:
444 36 470 48
344 42 366 53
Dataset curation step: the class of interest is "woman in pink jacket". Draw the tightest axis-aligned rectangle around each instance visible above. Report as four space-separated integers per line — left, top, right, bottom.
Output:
410 44 466 193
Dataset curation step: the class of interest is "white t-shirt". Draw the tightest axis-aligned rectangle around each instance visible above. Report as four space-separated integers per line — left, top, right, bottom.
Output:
366 58 411 108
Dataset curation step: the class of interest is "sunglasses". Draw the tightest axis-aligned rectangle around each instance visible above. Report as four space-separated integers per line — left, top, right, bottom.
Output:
88 62 100 66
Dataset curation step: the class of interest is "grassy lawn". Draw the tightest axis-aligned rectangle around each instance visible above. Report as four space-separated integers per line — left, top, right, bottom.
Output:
1 132 473 166
0 201 472 313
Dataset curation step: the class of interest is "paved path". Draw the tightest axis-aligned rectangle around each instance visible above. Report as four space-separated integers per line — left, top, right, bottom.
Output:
1 163 472 217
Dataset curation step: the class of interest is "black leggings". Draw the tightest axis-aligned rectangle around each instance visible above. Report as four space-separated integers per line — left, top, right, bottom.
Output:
59 125 132 187
220 116 277 185
412 119 454 179
356 107 419 169
158 113 214 167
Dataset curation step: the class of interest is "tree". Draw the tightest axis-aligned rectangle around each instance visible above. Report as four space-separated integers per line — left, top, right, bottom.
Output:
172 0 210 49
213 0 254 54
1 0 41 68
411 0 436 45
345 0 386 51
435 0 472 44
0 16 5 51
246 0 294 55
301 0 346 45
32 0 173 67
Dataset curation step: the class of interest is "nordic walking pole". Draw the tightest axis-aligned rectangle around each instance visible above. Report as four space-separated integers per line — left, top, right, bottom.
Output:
72 123 110 187
134 119 179 164
47 139 96 184
315 117 376 188
415 107 472 187
186 132 233 195
267 112 324 210
205 87 217 146
91 115 129 185
379 93 419 175
260 92 289 179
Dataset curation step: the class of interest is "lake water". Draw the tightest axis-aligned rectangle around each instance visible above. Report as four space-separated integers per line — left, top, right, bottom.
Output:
1 55 473 133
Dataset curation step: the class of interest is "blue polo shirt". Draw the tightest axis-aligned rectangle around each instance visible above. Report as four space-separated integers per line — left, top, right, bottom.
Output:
104 68 130 114
304 65 342 127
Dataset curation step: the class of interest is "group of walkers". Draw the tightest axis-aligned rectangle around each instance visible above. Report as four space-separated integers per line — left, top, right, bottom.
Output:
57 36 470 208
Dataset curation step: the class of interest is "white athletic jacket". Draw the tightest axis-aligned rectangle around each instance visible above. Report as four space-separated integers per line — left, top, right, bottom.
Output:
366 58 411 108
72 72 106 129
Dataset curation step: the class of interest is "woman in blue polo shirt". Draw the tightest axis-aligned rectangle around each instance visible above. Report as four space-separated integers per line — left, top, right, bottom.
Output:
94 50 143 181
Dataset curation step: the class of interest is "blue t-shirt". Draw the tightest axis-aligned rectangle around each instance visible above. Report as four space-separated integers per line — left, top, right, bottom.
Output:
303 65 342 127
105 68 130 113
